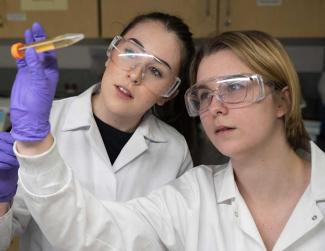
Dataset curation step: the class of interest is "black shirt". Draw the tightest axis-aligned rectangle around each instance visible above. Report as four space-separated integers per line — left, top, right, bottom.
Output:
94 114 133 164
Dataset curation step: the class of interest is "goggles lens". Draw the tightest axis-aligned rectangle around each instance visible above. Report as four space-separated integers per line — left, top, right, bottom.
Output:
185 74 266 117
107 36 181 97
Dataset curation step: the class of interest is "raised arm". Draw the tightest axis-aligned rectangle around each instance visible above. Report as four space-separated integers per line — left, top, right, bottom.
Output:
0 132 19 211
10 22 58 145
0 22 59 250
14 139 167 250
15 137 196 250
10 22 59 159
0 132 19 250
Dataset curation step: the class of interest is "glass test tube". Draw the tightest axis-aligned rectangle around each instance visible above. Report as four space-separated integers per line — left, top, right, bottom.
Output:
11 33 85 59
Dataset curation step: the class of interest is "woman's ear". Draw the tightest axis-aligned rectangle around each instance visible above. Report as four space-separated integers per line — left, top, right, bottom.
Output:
276 86 290 118
156 89 179 106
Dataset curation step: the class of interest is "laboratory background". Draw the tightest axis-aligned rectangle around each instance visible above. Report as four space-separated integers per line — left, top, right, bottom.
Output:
1 0 325 250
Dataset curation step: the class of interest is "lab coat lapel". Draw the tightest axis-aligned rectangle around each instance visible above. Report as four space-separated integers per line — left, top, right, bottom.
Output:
217 163 265 248
88 119 113 165
272 190 323 251
235 186 266 248
310 141 325 201
112 113 167 172
58 85 118 199
272 142 325 251
113 133 148 172
60 84 112 165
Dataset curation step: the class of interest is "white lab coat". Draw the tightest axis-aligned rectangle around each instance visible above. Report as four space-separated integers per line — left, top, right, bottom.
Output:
13 141 325 251
0 85 193 251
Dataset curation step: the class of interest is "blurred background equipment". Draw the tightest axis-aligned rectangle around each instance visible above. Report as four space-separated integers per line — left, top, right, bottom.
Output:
0 97 10 131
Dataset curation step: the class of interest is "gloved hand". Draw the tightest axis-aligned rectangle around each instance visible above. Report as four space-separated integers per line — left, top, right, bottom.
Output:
0 132 19 202
10 22 59 142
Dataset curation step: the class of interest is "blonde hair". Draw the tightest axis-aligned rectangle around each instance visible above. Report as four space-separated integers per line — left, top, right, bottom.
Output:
191 31 310 151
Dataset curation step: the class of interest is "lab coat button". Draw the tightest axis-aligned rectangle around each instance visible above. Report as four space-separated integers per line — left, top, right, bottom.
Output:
312 215 317 221
234 211 239 217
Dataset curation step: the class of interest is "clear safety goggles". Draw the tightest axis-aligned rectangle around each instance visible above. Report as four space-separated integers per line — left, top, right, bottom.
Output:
185 74 267 117
106 35 181 98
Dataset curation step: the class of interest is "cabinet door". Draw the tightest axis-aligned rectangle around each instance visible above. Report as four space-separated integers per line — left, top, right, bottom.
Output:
219 0 325 37
101 0 218 38
0 0 99 38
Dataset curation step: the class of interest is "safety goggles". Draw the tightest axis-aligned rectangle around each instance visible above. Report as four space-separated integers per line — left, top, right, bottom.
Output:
106 35 181 98
185 74 267 117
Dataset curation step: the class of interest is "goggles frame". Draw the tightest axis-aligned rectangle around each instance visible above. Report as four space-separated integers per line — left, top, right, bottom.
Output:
185 74 267 117
107 35 181 98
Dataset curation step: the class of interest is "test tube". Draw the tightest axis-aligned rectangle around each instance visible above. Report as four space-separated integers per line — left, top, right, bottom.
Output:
11 33 85 59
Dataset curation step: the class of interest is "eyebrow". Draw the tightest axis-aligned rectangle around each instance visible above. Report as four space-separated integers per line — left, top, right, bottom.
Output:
195 82 214 89
129 38 172 70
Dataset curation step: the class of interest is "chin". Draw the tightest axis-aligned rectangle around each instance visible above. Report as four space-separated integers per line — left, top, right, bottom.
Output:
210 140 242 158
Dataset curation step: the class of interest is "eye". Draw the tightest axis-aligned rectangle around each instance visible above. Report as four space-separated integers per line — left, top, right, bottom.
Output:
123 48 138 59
148 66 163 78
226 81 246 92
197 88 211 102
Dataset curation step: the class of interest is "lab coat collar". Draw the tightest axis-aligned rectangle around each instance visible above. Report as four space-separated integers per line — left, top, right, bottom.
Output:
134 113 168 143
309 141 325 201
61 84 98 131
112 113 169 171
112 111 174 170
215 162 237 204
60 84 168 143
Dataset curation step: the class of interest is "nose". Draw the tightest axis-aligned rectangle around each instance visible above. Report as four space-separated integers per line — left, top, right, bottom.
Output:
127 65 144 85
207 95 228 115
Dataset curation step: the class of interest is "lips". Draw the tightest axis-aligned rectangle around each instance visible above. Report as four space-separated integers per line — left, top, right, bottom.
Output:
215 126 235 134
115 85 134 98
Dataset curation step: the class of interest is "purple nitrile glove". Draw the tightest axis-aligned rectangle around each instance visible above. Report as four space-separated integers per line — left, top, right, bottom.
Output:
10 22 59 142
0 132 19 202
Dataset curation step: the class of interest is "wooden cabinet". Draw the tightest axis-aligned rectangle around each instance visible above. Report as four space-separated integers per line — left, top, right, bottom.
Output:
0 0 99 38
219 0 325 37
1 0 324 40
100 0 218 38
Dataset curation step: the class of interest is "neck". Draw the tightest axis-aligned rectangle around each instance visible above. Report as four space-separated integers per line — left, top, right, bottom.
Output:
231 135 310 203
92 93 142 133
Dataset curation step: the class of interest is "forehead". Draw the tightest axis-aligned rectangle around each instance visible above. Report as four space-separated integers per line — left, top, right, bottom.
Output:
123 21 182 69
197 49 253 83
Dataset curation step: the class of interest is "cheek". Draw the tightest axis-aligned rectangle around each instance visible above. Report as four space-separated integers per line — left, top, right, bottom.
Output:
239 104 279 139
199 114 215 137
101 66 114 85
101 65 125 93
102 61 125 80
140 89 160 107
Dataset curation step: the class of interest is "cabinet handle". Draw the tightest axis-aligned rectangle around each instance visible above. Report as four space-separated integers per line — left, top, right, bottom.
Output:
0 15 3 28
205 0 210 16
224 0 232 27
